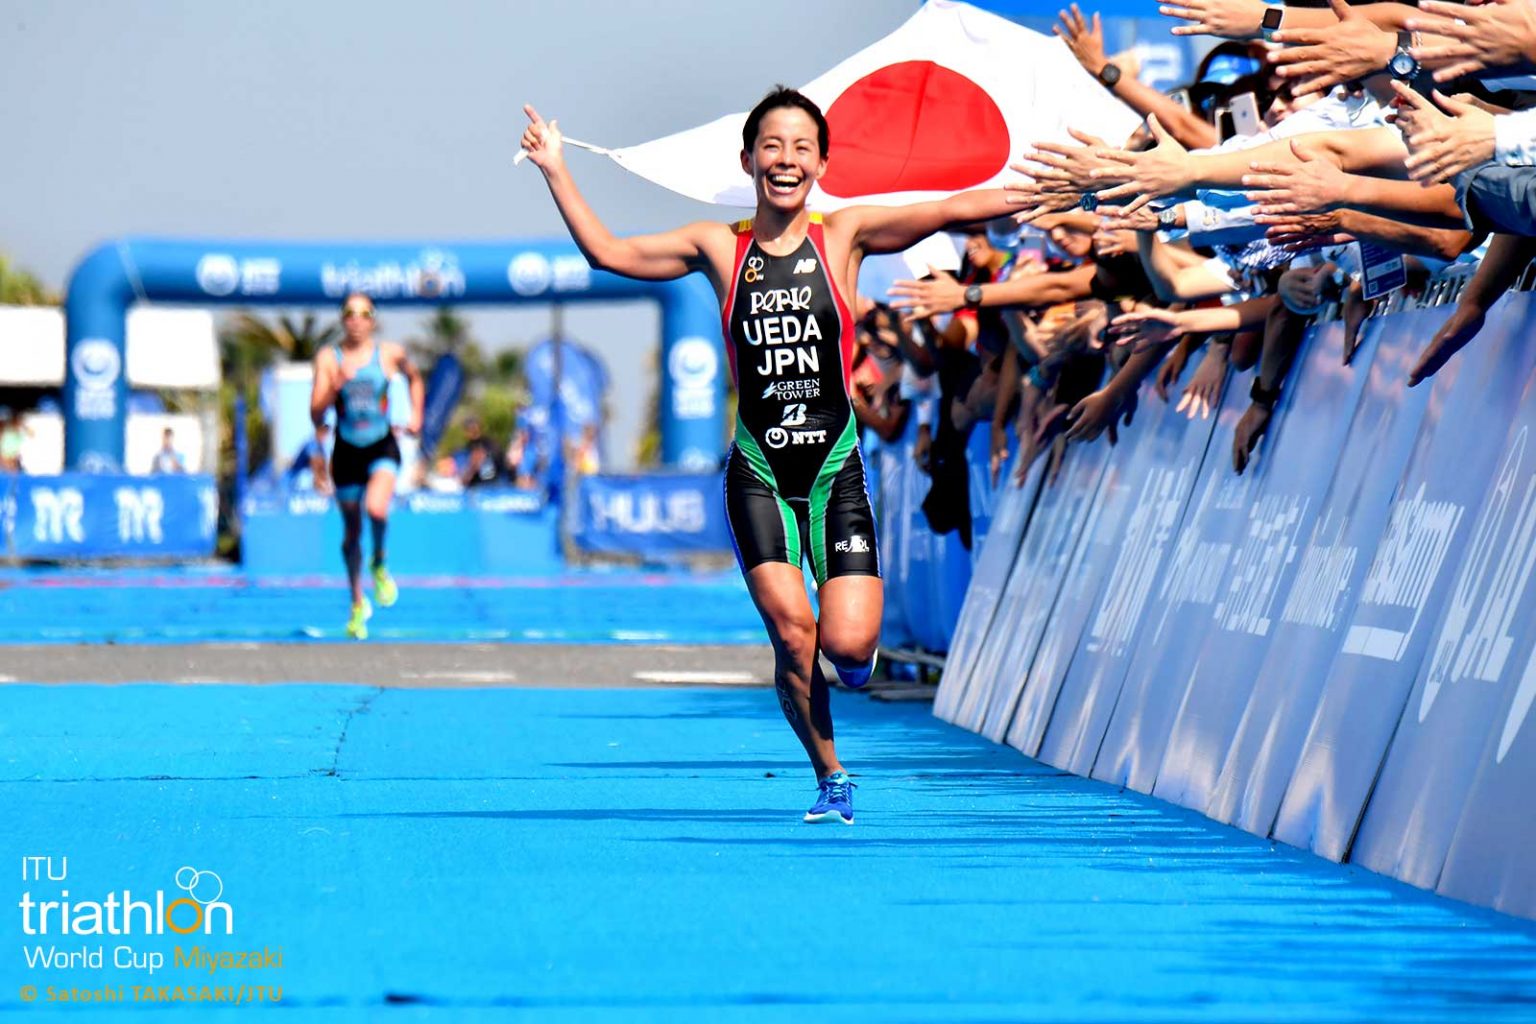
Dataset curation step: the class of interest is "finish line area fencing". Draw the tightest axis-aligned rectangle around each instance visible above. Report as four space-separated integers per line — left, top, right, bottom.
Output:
868 280 1536 922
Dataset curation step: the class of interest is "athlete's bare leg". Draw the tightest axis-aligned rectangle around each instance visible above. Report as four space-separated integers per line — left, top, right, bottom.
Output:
339 500 365 606
363 466 397 569
817 575 882 678
744 562 842 779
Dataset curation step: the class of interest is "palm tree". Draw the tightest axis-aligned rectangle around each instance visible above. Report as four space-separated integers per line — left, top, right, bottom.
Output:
222 311 342 363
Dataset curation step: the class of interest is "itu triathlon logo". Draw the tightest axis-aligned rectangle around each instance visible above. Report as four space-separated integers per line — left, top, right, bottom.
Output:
195 255 240 297
744 255 765 284
70 340 121 422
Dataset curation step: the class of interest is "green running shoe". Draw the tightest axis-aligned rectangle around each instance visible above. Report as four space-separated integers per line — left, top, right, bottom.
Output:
346 597 373 640
372 565 398 608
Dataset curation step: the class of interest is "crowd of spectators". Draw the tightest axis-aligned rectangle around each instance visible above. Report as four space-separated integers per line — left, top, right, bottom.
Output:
847 0 1536 541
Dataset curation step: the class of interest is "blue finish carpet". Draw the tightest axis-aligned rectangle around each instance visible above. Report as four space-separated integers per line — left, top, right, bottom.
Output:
4 683 1535 1021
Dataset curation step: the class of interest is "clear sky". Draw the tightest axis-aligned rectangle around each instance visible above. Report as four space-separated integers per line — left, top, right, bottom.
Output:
1 0 915 467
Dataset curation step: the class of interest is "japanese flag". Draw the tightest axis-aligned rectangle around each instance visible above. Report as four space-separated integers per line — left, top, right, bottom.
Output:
606 0 1141 210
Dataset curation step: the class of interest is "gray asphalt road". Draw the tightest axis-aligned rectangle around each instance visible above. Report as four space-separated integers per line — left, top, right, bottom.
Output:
0 643 778 687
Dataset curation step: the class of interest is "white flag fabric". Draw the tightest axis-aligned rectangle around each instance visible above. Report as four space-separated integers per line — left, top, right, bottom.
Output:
607 0 1142 210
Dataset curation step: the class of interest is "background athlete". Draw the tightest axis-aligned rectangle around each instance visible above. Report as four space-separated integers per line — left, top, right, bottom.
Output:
521 87 1021 824
309 293 425 639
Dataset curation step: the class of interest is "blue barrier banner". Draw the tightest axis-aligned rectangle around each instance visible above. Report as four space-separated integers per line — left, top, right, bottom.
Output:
1093 365 1256 793
1276 299 1536 863
968 443 1109 741
1351 295 1536 888
933 451 1041 724
901 428 945 652
241 486 560 576
1209 318 1425 836
571 472 731 558
1153 320 1375 813
10 473 217 560
874 423 917 650
1419 363 1536 916
1007 409 1157 756
966 424 1014 564
929 526 974 653
1035 353 1220 776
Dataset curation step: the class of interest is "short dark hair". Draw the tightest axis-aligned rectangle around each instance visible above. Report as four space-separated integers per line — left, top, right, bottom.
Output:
742 86 829 158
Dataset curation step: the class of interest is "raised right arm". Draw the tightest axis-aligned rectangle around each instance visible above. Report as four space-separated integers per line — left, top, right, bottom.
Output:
521 105 725 283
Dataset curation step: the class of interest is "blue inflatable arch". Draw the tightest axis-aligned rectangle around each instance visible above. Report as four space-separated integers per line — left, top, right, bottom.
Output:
63 238 724 472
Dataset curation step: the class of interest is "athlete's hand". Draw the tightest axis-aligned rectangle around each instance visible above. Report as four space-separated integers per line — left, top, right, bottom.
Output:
521 104 564 171
406 412 423 436
888 268 967 318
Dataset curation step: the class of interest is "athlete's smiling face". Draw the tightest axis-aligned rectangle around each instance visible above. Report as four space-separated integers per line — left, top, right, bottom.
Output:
742 108 827 213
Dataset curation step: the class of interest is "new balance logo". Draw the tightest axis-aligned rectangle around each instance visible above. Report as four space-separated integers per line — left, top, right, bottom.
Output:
792 258 818 275
834 536 870 554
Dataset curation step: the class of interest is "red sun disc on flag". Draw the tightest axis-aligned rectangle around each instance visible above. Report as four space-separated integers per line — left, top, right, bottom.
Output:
820 61 1011 199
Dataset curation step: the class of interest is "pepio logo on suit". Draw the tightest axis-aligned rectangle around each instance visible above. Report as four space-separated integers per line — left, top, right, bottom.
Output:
31 487 85 544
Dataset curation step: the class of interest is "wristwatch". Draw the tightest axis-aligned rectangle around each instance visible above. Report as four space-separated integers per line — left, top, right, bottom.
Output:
1261 6 1284 43
1080 192 1100 213
964 284 984 308
1250 377 1282 410
1097 62 1122 89
1157 205 1180 230
1389 31 1420 81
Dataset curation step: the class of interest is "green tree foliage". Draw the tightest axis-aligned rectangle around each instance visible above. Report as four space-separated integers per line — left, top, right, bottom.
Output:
409 308 528 458
0 254 57 306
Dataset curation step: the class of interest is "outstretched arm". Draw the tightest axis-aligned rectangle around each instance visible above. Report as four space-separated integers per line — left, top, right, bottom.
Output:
888 263 1096 317
834 188 1016 258
521 105 721 281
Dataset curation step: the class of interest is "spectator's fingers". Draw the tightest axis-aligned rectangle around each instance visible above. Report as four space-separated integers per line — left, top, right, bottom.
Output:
1069 3 1089 36
1433 60 1487 83
1090 147 1137 167
1067 127 1108 149
1158 4 1201 21
1431 89 1476 116
1254 200 1304 216
1290 70 1344 97
1413 2 1481 38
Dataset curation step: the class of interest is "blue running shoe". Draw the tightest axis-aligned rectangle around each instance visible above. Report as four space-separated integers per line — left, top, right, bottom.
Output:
836 650 878 689
804 771 856 825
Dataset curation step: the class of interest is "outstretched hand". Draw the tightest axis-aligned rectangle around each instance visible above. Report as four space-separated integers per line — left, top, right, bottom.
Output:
520 104 564 170
1243 138 1349 216
1108 307 1186 353
1409 303 1486 386
888 267 967 318
1393 83 1496 185
1091 115 1191 216
1269 0 1397 97
1409 0 1536 83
